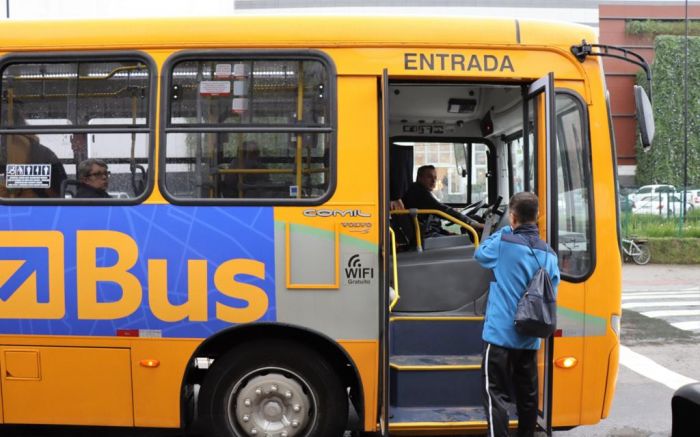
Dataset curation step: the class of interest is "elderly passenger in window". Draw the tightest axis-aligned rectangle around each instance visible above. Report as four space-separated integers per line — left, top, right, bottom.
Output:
76 158 112 198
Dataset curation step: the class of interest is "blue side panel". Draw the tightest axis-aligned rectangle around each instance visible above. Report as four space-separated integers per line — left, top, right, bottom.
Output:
0 205 276 338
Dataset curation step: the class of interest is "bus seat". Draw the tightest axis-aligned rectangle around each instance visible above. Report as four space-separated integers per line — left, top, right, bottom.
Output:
393 245 493 314
61 179 79 198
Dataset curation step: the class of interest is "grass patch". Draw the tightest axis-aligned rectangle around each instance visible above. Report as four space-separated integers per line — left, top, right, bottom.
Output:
620 211 700 263
622 210 700 238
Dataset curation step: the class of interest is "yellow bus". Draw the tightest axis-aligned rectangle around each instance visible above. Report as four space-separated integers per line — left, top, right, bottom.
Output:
0 15 652 436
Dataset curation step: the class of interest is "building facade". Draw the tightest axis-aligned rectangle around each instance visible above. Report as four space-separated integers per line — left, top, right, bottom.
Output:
599 2 700 186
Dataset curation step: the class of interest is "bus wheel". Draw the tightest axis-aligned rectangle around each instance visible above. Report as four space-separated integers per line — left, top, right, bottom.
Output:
199 340 348 437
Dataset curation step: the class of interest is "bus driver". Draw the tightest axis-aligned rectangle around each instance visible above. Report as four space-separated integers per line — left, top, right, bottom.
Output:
402 164 483 238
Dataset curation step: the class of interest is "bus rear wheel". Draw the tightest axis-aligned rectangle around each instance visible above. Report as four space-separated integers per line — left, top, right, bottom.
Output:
199 340 348 437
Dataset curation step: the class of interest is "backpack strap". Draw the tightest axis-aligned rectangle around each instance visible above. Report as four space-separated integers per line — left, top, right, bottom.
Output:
518 235 543 269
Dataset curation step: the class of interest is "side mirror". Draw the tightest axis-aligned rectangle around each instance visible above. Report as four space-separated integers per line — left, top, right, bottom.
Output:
634 85 655 150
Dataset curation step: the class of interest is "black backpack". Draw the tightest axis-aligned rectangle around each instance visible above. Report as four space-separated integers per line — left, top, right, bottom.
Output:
514 241 557 338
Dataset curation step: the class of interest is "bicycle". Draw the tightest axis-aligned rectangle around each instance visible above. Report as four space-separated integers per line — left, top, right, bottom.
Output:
621 237 651 265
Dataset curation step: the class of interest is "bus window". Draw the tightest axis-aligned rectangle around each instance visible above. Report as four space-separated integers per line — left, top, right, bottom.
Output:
556 92 592 278
163 56 334 202
508 135 525 194
406 141 491 205
0 58 152 200
470 143 489 204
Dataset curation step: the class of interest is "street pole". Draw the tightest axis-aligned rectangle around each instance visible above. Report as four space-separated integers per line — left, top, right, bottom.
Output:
682 0 689 227
5 0 9 18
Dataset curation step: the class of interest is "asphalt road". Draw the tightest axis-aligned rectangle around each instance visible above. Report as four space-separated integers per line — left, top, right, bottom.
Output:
2 264 699 437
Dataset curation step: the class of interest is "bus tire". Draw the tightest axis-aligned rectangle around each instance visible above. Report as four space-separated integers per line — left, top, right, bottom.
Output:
198 339 348 437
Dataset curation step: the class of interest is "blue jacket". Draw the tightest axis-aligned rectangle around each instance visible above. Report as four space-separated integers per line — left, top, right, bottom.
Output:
475 223 560 350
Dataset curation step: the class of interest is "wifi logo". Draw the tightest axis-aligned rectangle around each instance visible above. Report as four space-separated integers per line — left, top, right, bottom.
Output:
347 254 362 269
344 254 374 283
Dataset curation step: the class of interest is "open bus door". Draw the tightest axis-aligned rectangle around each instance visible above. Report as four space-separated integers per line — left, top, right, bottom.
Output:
378 67 390 437
525 72 557 435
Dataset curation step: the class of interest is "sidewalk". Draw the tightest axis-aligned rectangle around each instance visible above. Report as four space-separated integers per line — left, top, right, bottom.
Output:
623 264 700 290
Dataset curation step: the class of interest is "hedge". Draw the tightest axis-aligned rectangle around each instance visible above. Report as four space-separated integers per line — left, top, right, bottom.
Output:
642 238 700 264
626 19 700 37
635 35 700 188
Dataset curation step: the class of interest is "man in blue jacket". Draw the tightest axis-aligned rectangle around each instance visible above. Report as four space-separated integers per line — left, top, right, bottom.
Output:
475 192 560 437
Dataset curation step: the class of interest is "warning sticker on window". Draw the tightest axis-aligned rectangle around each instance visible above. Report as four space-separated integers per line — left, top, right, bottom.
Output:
199 81 231 96
214 64 233 79
5 164 52 189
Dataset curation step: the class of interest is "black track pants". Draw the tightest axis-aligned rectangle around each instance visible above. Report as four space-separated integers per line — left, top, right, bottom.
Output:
482 343 538 437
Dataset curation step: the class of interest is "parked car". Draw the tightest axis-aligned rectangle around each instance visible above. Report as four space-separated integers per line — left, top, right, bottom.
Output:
627 184 677 204
685 188 700 209
632 193 693 216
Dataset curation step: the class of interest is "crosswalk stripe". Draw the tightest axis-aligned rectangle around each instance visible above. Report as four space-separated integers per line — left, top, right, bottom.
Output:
671 321 700 331
623 289 700 332
622 301 700 309
620 346 698 390
641 309 700 318
623 290 700 295
622 293 700 301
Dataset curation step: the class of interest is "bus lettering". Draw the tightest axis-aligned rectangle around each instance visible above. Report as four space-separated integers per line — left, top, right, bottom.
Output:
214 258 268 324
72 230 268 323
77 230 142 320
404 52 515 72
148 259 208 322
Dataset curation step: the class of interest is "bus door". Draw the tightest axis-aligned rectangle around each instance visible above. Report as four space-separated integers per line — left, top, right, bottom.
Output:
378 68 390 437
525 72 556 435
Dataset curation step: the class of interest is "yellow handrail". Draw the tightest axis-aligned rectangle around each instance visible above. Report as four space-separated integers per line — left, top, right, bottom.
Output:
389 227 400 312
390 209 480 248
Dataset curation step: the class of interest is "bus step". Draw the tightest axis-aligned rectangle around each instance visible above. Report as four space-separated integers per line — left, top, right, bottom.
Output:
389 315 484 357
388 405 487 427
389 358 482 408
390 353 481 367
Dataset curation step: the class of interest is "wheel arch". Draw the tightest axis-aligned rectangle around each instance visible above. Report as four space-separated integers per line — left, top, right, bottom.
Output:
180 322 364 430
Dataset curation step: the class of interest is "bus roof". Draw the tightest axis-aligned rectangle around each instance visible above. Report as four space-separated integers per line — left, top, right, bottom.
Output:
0 15 597 51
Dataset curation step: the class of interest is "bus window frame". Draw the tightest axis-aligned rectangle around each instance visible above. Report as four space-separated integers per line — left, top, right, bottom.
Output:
0 51 157 206
554 88 595 283
159 50 338 206
504 129 524 197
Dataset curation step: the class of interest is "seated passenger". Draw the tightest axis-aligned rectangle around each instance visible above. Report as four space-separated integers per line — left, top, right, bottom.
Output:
76 158 112 198
402 164 483 238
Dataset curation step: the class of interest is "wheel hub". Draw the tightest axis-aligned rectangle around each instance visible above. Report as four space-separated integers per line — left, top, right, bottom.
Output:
234 373 311 437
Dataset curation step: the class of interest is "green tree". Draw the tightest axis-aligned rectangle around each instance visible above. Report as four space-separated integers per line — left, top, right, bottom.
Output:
636 35 700 188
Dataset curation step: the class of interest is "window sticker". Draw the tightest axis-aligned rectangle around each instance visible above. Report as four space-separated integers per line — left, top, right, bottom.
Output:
214 63 232 79
5 164 51 189
199 81 232 96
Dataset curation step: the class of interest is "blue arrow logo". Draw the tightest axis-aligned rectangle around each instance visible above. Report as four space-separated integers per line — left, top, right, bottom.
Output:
0 248 50 303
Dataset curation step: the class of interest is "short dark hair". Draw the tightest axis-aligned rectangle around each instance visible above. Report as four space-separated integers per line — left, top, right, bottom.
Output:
78 158 108 180
509 191 539 224
416 165 436 179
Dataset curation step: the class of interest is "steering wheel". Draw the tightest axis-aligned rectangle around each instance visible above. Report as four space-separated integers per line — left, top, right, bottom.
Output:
481 196 507 238
488 196 505 217
459 199 485 216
